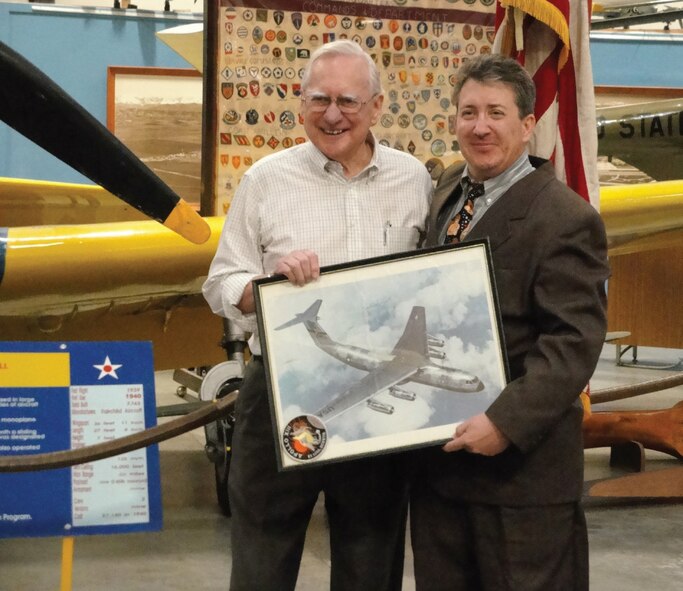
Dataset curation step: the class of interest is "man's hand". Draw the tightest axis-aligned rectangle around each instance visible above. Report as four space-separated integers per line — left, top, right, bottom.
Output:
236 250 320 314
274 250 320 286
442 413 510 456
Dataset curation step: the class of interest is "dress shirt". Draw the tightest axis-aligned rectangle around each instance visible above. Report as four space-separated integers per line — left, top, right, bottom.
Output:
437 151 534 244
202 136 433 354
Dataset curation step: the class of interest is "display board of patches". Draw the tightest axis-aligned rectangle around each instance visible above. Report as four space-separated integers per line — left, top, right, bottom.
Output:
205 0 496 215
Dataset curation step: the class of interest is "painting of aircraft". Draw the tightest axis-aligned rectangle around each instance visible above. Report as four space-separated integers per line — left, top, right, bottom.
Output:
275 299 483 422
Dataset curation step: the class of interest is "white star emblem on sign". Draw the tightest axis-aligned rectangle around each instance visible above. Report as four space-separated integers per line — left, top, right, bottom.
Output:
93 356 122 380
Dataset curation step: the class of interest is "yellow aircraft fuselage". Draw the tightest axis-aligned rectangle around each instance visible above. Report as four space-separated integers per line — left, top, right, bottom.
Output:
2 179 683 370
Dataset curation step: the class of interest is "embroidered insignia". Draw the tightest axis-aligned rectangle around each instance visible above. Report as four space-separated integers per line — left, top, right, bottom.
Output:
223 110 240 125
221 82 234 100
245 109 259 125
280 110 296 130
431 139 446 157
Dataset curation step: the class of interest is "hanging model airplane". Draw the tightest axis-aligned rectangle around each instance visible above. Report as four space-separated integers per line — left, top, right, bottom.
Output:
591 0 683 30
275 300 483 421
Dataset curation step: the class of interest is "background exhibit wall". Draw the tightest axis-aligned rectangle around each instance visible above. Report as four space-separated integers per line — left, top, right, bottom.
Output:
2 1 683 187
206 0 496 215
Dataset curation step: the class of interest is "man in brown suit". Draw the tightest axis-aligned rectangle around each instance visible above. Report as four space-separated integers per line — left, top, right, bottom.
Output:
410 55 609 590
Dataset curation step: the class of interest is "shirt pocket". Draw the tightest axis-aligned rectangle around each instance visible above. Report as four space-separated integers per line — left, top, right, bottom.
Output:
383 225 420 252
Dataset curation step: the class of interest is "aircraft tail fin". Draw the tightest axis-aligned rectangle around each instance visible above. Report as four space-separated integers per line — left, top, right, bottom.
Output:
275 299 323 330
391 306 429 358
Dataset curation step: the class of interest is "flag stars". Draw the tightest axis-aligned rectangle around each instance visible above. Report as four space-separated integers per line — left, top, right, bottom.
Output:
94 356 122 380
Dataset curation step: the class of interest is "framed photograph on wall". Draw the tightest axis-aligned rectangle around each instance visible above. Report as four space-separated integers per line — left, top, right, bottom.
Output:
106 66 203 207
253 241 509 471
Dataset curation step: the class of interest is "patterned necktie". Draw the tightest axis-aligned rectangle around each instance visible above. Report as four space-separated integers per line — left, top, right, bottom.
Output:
445 179 485 244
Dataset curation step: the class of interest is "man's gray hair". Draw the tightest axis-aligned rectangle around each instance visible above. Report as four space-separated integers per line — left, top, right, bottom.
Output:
301 40 383 96
451 54 536 118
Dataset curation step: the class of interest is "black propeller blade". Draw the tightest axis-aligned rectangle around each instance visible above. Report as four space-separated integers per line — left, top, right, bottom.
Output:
0 40 209 243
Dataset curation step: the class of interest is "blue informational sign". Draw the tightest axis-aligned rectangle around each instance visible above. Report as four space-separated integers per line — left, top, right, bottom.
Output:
0 341 162 538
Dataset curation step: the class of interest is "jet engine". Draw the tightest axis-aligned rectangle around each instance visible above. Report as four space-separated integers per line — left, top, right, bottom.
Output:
366 398 395 414
389 386 416 401
428 349 447 360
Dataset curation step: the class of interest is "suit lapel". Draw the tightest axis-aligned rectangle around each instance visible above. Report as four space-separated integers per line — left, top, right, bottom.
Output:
466 162 556 252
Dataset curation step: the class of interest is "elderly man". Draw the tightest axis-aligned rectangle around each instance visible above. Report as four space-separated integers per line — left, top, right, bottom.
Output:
410 54 609 591
203 40 432 591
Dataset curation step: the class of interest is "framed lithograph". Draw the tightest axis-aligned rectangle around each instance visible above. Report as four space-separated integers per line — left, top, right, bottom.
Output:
106 66 203 207
253 241 509 471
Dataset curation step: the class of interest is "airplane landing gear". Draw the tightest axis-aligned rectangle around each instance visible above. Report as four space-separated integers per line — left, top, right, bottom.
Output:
200 361 243 517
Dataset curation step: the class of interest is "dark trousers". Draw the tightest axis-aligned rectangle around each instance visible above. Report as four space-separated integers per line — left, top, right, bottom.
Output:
410 477 589 591
228 358 409 591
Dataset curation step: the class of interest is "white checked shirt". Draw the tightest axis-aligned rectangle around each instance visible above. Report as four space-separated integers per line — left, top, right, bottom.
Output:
202 138 433 354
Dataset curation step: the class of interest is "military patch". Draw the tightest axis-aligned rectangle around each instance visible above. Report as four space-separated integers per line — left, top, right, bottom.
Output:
282 416 327 462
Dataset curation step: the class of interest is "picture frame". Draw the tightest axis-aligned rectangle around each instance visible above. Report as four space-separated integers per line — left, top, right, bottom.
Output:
253 241 509 471
106 66 203 207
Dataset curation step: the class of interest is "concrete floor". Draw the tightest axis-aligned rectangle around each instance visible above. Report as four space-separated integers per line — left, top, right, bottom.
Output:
1 344 681 590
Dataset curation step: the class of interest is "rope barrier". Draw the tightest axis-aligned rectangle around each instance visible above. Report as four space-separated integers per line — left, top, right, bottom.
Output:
0 392 237 473
3 371 683 473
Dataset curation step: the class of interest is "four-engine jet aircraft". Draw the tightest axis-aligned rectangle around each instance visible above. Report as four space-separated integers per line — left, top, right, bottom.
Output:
276 300 484 422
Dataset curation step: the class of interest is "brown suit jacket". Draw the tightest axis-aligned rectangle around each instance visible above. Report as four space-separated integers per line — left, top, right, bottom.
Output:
420 157 610 505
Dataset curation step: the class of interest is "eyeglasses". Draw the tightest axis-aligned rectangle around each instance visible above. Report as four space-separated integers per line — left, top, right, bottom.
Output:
301 93 378 114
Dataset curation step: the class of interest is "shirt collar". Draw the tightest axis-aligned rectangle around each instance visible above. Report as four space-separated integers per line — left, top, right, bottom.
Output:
461 150 532 195
306 132 379 179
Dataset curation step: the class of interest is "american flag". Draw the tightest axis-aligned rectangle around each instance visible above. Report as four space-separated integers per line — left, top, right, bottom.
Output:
493 0 599 209
493 1 599 411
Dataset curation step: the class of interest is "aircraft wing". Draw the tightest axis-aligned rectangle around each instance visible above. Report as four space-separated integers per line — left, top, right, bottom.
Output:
601 179 683 255
0 177 148 227
315 356 421 421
